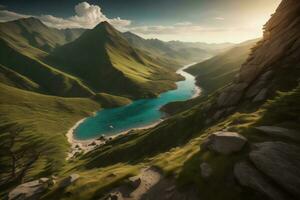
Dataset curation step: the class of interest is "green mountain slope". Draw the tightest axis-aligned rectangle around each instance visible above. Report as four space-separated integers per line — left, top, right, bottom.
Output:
186 39 259 94
51 22 182 99
0 64 40 92
0 18 96 97
0 83 100 190
0 17 84 52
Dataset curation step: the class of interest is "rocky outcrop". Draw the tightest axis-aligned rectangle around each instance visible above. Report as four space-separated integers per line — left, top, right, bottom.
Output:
201 132 247 155
210 0 300 117
249 142 300 198
234 161 288 200
8 178 51 200
255 126 300 141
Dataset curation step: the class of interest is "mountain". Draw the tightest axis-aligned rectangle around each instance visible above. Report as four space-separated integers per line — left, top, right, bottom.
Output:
2 1 300 199
51 22 183 99
186 38 260 94
45 1 298 199
168 40 234 54
123 31 217 64
0 17 84 52
0 17 95 97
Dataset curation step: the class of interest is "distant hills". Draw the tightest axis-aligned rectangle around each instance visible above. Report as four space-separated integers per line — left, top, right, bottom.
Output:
123 31 234 64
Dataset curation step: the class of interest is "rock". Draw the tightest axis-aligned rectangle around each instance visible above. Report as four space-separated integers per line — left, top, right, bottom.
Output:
8 178 49 200
201 131 247 155
59 174 80 188
253 88 268 102
127 176 141 189
234 161 287 200
97 135 106 141
249 142 300 198
89 141 96 146
255 126 300 142
217 83 248 107
200 162 212 178
103 192 123 200
212 109 225 121
39 177 49 184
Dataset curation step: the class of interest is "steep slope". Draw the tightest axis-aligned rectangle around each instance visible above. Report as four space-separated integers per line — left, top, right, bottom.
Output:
186 39 259 94
51 22 182 99
0 83 100 191
0 64 40 92
0 18 96 97
123 31 213 64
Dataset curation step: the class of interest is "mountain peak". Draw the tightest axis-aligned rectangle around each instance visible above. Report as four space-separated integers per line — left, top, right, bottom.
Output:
15 17 44 25
94 21 114 30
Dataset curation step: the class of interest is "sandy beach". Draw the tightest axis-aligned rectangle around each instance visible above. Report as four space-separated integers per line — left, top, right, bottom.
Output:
66 117 162 160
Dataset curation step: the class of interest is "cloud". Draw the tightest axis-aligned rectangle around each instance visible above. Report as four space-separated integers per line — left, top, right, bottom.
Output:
175 21 192 26
128 24 229 35
0 1 131 29
214 17 225 20
0 10 29 22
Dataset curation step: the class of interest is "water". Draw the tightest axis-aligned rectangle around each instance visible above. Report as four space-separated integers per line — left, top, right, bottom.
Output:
74 64 200 140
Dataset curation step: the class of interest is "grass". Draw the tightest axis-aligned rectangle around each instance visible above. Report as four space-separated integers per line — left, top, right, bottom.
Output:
47 84 300 200
0 83 101 196
50 21 182 99
185 39 259 94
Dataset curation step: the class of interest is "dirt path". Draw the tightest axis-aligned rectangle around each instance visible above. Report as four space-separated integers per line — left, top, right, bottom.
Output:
103 167 198 200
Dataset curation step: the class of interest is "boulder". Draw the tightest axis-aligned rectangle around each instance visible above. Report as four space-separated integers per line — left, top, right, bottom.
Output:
127 176 141 189
249 142 300 198
201 131 247 155
255 126 300 141
59 174 80 188
8 178 50 200
200 162 212 178
234 161 287 200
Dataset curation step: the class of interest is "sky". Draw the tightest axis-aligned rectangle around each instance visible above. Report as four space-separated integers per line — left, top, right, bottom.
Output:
0 0 281 43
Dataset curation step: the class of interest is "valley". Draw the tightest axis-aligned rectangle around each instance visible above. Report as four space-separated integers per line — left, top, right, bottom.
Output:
0 0 299 200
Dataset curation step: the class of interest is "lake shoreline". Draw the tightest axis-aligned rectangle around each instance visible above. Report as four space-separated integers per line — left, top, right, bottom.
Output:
66 116 162 160
66 63 200 159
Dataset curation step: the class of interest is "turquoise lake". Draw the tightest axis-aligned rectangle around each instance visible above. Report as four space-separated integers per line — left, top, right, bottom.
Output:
74 64 199 140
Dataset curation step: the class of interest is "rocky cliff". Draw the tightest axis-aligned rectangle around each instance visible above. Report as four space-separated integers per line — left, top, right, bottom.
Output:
208 0 300 119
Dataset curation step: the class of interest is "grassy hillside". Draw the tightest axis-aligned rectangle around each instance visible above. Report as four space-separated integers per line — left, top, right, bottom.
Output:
0 64 40 92
35 1 300 199
186 39 259 94
0 17 84 52
0 83 101 194
51 22 182 99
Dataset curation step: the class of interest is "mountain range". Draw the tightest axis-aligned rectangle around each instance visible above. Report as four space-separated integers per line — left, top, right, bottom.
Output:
1 0 299 199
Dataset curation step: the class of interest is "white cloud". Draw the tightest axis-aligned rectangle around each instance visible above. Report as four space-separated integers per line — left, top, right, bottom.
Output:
126 23 261 43
214 17 225 20
0 1 131 29
0 10 29 22
175 21 192 26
